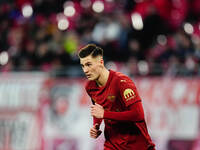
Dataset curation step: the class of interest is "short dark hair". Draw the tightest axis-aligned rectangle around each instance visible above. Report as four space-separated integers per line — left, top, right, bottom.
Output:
78 44 103 58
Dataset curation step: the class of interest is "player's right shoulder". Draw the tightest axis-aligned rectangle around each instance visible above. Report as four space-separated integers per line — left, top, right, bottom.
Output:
85 81 96 92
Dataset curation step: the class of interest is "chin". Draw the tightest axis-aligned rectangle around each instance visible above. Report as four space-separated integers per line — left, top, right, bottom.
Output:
88 78 95 81
87 76 97 81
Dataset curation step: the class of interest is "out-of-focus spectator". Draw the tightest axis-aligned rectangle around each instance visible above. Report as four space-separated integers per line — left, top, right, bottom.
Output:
0 0 199 77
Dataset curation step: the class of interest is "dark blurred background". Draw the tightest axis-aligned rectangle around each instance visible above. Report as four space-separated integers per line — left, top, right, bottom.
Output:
0 0 200 77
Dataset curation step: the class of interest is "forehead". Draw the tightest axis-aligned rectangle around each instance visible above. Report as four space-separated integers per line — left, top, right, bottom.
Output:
80 55 97 64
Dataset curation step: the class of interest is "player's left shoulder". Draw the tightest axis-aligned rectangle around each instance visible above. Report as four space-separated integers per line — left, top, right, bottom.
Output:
114 71 134 84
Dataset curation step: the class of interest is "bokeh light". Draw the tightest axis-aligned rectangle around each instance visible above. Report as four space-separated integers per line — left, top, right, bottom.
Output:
0 51 9 65
137 60 149 75
184 22 194 34
64 1 76 17
22 4 33 18
131 13 143 30
58 18 69 31
157 35 167 45
92 1 104 13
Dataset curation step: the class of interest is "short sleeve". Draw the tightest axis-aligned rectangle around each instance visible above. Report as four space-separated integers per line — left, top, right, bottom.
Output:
118 77 141 107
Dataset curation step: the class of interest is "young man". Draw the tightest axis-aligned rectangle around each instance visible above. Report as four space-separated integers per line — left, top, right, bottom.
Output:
78 44 155 150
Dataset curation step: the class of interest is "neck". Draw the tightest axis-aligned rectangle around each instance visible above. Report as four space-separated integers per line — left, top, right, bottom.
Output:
96 67 110 87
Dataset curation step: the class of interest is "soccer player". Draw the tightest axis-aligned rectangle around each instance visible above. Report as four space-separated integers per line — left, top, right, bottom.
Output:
78 44 155 150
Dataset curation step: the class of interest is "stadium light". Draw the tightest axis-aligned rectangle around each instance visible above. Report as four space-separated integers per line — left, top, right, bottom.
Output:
131 13 143 30
92 1 104 13
184 23 194 34
0 51 9 65
58 18 69 31
22 4 33 18
64 1 76 17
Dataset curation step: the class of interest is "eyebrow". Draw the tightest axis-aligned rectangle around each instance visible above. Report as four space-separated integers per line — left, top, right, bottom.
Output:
80 61 91 65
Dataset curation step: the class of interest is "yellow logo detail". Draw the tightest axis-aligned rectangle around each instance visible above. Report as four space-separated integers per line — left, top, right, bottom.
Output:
107 95 116 102
123 89 135 101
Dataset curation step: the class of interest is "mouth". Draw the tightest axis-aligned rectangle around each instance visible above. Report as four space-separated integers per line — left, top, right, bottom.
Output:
86 74 91 78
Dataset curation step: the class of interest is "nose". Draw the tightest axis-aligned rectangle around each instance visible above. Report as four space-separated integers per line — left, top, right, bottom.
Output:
83 66 89 74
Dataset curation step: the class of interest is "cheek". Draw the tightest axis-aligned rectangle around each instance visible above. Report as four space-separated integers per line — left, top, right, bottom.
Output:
91 66 99 74
91 67 98 74
95 65 102 74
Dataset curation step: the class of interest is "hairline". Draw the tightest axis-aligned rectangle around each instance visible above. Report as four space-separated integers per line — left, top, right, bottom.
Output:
78 44 103 59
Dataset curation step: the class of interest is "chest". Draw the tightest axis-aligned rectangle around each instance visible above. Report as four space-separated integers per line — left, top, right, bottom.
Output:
90 86 125 111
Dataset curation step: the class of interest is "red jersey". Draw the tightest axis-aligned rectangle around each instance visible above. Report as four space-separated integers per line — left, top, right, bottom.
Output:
86 70 155 150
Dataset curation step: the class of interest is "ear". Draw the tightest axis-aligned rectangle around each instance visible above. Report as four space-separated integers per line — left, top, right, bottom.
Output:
100 58 103 64
100 57 104 65
97 56 103 65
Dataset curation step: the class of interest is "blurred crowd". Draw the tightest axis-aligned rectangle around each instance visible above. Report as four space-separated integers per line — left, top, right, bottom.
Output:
0 0 200 76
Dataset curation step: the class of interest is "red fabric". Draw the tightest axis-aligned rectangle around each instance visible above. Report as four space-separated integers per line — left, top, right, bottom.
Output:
85 70 155 150
133 1 152 19
154 0 172 20
93 117 102 126
104 101 144 122
192 0 200 14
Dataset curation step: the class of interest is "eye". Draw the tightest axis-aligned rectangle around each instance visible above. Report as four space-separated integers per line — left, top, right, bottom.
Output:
86 63 92 67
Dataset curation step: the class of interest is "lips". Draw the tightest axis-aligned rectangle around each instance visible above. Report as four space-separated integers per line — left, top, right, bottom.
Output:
86 74 91 78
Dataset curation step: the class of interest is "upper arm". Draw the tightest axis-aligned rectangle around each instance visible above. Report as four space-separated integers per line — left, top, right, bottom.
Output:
118 77 141 107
